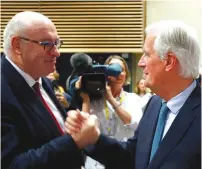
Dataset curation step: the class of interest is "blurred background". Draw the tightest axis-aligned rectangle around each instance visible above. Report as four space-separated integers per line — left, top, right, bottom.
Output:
1 0 201 92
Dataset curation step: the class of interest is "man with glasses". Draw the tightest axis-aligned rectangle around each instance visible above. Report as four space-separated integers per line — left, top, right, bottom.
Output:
1 11 84 169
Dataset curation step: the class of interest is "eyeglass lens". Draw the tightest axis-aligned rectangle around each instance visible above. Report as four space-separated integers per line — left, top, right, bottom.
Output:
44 40 63 51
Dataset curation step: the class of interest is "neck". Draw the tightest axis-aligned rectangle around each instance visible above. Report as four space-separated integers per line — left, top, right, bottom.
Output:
153 77 194 101
10 55 38 80
110 84 122 97
139 91 146 96
139 92 145 97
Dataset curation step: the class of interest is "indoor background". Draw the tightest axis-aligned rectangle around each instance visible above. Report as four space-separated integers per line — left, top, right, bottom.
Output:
1 0 201 92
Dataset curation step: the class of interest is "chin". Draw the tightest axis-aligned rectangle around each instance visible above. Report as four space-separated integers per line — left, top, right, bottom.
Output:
45 69 55 76
144 80 150 88
50 66 56 72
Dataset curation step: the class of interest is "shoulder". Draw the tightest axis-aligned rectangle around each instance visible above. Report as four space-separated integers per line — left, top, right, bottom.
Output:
123 91 141 101
145 92 153 97
143 95 161 111
42 77 52 85
1 74 13 98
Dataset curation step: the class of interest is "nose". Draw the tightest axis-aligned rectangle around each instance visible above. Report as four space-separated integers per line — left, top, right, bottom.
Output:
47 46 60 57
138 54 146 68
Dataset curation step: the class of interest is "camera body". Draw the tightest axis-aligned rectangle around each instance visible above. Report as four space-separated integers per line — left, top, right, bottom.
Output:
78 63 122 98
67 62 122 109
81 73 106 97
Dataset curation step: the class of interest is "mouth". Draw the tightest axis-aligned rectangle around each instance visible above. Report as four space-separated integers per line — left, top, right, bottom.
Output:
143 73 148 79
45 60 56 64
115 78 124 83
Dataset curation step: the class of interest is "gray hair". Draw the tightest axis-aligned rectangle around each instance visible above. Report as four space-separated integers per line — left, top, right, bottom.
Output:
145 20 200 78
3 11 52 56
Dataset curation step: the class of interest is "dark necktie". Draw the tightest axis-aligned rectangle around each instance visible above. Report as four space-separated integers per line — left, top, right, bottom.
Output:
33 82 64 135
150 102 169 161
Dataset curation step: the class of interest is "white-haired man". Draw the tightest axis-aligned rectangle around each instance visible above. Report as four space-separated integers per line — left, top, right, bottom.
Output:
65 20 201 169
1 11 84 169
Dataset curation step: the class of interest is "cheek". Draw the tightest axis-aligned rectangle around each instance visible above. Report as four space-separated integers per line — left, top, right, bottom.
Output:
108 76 116 81
26 53 45 71
147 67 163 86
119 72 126 79
30 54 42 64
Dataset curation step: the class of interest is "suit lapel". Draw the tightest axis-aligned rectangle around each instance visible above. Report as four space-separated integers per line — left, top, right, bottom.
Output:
135 96 162 169
42 78 66 117
2 57 62 136
148 85 201 169
26 95 62 136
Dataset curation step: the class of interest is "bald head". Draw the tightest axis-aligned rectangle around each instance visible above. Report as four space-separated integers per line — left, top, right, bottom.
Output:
3 11 54 56
3 11 60 79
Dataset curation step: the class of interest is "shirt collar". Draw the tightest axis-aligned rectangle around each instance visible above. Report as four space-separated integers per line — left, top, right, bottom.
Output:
166 80 196 115
6 56 42 87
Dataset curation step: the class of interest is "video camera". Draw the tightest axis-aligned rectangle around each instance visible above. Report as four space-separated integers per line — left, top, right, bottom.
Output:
66 53 122 98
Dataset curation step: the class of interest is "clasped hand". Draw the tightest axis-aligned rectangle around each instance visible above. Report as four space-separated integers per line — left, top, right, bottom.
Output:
65 110 100 149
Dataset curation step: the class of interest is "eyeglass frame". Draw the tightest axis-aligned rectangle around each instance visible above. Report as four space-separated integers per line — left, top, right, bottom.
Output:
18 36 63 52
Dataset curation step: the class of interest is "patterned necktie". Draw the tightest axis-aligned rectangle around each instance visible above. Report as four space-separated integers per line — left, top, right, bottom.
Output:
150 102 169 161
33 82 64 135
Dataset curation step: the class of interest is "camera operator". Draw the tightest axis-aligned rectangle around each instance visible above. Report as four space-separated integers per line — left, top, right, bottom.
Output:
66 53 123 110
75 55 143 169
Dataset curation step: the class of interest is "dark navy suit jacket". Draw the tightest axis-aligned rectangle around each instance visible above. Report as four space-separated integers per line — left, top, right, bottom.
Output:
85 84 201 169
1 57 83 169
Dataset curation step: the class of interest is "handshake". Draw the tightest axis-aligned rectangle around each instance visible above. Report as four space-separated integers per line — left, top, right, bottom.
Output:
65 110 101 149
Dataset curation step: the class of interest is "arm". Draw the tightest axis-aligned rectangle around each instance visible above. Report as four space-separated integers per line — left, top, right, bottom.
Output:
1 104 83 169
66 76 83 110
65 110 138 169
105 85 132 124
122 93 143 130
80 92 90 113
84 131 138 169
107 97 132 124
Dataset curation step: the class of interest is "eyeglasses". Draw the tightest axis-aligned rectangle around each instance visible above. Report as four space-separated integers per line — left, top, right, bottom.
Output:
19 37 63 52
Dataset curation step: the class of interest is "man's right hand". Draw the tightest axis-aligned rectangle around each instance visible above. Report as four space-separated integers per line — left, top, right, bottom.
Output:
65 110 100 149
75 76 82 89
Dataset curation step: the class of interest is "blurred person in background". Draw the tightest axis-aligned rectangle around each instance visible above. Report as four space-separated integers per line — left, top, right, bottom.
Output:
47 70 72 109
76 55 143 169
135 78 153 110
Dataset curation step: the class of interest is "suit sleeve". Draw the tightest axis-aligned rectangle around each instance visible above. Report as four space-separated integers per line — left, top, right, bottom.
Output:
83 96 156 169
1 103 83 169
84 131 138 169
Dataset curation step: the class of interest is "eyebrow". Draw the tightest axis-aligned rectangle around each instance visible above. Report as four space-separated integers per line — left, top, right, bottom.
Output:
40 37 60 42
143 46 149 55
142 47 146 53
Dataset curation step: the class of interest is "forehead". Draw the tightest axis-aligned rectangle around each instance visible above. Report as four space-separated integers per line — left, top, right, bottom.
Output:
143 35 156 53
139 79 145 83
109 58 123 65
26 21 58 40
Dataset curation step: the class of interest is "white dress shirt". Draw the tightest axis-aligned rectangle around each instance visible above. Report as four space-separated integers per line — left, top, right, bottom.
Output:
162 80 196 138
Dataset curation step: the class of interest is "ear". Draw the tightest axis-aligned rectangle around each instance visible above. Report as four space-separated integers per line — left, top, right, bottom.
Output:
11 36 22 55
165 52 177 72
